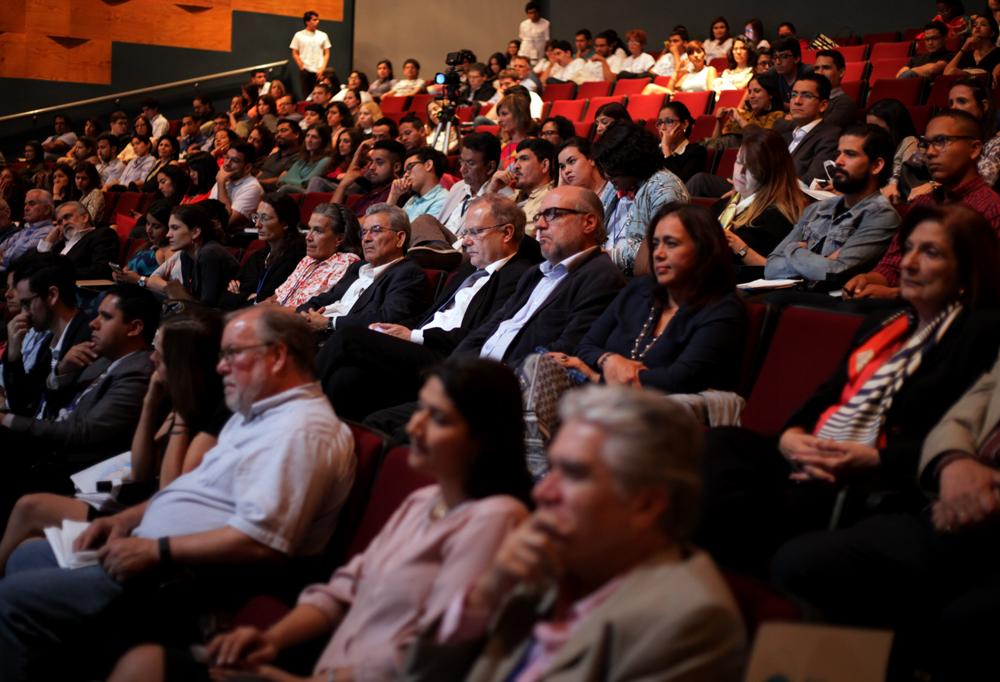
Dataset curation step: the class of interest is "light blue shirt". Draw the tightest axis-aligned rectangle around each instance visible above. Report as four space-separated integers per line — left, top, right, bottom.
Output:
133 383 355 556
0 220 53 268
402 183 448 222
480 248 595 361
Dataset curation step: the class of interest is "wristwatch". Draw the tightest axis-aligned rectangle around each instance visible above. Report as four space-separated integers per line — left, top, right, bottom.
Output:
138 276 147 288
737 246 749 259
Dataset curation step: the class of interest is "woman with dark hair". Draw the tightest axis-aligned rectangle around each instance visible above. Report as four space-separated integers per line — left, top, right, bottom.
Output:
0 312 227 573
658 101 708 182
714 127 804 279
700 201 1000 575
325 101 354 143
276 124 333 194
553 202 745 394
225 193 306 306
743 17 769 50
0 167 28 222
539 115 576 148
712 35 755 92
496 93 535 168
248 126 276 173
487 51 508 79
269 203 361 308
125 200 174 276
307 128 365 192
143 135 180 192
83 117 103 139
369 60 397 98
668 41 717 93
592 122 690 274
153 165 190 206
18 142 45 186
709 73 784 148
110 356 532 682
593 101 632 139
944 12 1000 79
557 137 614 205
248 94 278 133
74 162 105 223
182 153 218 204
704 16 734 61
47 163 79 205
341 88 363 117
115 204 238 306
866 98 922 203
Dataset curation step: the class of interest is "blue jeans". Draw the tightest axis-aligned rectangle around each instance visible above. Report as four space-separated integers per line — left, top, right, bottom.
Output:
0 539 124 680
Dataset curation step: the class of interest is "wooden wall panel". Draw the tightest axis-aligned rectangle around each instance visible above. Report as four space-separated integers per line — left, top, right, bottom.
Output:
107 1 232 52
232 0 343 21
0 33 111 84
25 0 113 40
0 0 27 33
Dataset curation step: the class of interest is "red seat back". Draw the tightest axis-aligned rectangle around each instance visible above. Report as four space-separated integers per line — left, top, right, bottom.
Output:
840 80 865 107
455 104 479 122
474 124 500 136
670 90 713 116
724 571 802 638
714 89 746 111
838 44 870 62
709 57 730 71
714 147 738 180
582 95 625 123
299 192 333 225
907 104 932 135
408 94 434 117
379 95 408 115
801 49 817 65
422 268 445 306
863 31 901 45
240 239 266 266
572 121 594 139
541 82 575 102
740 306 864 436
548 99 587 121
690 114 716 143
842 61 868 83
867 58 911 85
611 77 650 96
344 446 434 559
737 302 772 397
625 93 665 123
575 81 611 99
869 42 912 60
867 77 923 106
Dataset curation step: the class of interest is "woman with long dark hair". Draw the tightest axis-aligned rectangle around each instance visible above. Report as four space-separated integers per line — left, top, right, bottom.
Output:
225 193 306 306
109 356 533 682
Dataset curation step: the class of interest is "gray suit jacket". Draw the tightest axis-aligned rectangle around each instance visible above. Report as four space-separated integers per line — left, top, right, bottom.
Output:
402 550 746 682
778 120 842 184
920 350 1000 493
6 349 154 467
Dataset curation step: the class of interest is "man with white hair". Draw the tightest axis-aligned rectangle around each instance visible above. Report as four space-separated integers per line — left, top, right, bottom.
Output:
0 189 54 271
404 385 746 681
36 201 118 280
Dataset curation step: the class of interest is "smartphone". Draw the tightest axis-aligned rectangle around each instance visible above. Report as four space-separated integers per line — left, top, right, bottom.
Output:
108 262 123 274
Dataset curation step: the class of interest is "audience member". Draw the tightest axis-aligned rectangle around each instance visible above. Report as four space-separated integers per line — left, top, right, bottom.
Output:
932 0 971 38
765 124 899 285
592 122 690 274
208 142 264 230
331 139 405 217
772 37 812 108
404 385 745 681
0 189 54 271
487 137 555 237
152 165 190 206
369 59 397 98
592 101 632 139
898 21 953 79
391 147 449 221
813 49 859 130
651 29 691 80
538 116 575 149
539 40 586 85
290 10 332 95
40 114 78 161
386 59 426 97
846 109 1000 299
270 203 361 308
125 200 173 277
556 137 614 205
867 98 924 204
944 12 1000 80
667 41 717 93
620 28 656 74
438 133 501 235
0 306 356 680
939 78 1000 186
712 35 755 93
710 73 785 149
74 163 105 223
139 98 169 141
36 200 117 280
46 163 79 206
256 118 302 190
517 1 550 62
115 135 157 191
658 101 708 182
276 124 333 194
226 193 307 306
704 16 735 61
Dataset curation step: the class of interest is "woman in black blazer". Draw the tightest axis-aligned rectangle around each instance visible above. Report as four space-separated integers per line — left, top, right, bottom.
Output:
225 193 306 307
554 201 746 393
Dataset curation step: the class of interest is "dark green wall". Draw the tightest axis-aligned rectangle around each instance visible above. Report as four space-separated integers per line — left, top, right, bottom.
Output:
0 5 354 154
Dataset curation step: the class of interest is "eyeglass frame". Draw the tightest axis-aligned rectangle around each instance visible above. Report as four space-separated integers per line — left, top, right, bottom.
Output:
463 222 511 240
359 224 403 238
218 342 275 363
916 134 979 152
532 207 589 224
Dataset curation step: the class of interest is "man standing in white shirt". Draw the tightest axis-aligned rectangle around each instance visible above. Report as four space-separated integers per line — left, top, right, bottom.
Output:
518 2 550 63
290 10 332 97
210 142 264 231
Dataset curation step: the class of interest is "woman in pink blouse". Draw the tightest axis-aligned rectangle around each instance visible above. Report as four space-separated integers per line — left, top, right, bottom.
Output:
110 358 534 682
268 203 362 308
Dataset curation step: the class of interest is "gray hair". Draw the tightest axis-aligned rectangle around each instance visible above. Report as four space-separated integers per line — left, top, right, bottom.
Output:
559 385 703 541
468 194 525 243
26 189 54 217
365 202 411 251
312 202 359 236
56 201 90 221
226 306 317 375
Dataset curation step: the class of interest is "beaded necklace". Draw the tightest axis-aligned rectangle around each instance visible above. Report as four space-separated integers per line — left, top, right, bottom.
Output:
630 302 668 360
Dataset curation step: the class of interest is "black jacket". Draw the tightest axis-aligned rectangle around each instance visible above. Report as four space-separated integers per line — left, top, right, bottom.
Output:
52 227 120 280
777 120 841 184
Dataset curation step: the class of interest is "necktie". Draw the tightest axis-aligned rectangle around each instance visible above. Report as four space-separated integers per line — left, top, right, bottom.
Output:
435 269 489 315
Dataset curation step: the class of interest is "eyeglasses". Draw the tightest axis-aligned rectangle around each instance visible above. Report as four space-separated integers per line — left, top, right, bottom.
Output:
250 213 274 224
533 207 588 223
403 161 422 173
360 224 397 238
790 90 820 100
917 134 978 151
464 223 509 240
218 342 273 363
19 294 39 310
773 52 796 60
539 130 560 137
656 117 680 127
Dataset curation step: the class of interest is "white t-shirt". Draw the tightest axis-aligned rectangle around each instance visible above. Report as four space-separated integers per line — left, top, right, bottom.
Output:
549 58 587 83
620 53 655 74
290 28 332 74
519 17 551 61
210 173 264 219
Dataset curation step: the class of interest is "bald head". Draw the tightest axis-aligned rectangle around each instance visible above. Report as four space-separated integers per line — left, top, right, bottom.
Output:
535 186 607 262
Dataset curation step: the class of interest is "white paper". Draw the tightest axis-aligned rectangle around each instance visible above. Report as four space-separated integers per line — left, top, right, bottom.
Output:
737 278 802 291
43 520 99 569
70 451 132 494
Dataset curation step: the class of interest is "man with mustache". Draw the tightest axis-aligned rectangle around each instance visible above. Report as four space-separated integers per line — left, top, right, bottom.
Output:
765 124 900 286
486 138 555 237
845 109 1000 300
332 139 405 218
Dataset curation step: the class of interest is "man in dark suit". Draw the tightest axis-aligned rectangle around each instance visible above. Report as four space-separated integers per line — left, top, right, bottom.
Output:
2 253 94 418
775 72 841 185
457 185 625 364
298 203 427 333
0 284 158 526
36 201 119 280
316 195 541 419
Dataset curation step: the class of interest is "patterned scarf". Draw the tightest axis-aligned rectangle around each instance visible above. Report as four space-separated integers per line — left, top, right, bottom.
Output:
815 302 963 445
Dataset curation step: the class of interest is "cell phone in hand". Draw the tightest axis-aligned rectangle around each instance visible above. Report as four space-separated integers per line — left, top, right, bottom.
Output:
108 262 123 274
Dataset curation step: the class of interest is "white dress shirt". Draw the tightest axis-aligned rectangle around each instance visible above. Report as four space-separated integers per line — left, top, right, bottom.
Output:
788 119 822 154
322 258 401 328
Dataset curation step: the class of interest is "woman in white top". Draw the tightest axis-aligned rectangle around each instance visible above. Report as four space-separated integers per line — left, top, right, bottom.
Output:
669 41 717 93
620 28 656 74
712 36 755 92
703 17 735 61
